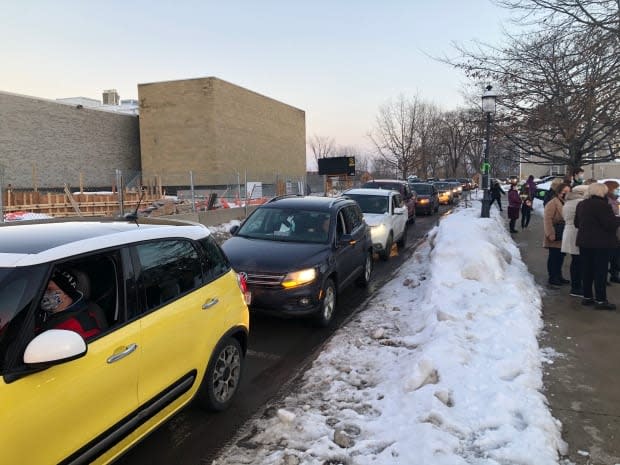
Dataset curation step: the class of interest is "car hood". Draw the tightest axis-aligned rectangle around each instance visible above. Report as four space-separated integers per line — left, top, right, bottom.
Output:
222 236 330 273
362 213 389 227
415 194 431 199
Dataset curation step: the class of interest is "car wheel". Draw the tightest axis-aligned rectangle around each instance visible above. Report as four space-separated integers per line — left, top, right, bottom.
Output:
380 232 393 261
315 279 336 327
356 250 373 287
397 224 407 248
195 337 243 412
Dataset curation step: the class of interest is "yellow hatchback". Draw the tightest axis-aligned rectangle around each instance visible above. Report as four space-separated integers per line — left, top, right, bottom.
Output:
0 218 250 465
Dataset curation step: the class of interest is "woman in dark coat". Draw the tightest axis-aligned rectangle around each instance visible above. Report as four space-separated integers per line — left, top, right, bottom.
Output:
507 184 521 233
575 183 620 310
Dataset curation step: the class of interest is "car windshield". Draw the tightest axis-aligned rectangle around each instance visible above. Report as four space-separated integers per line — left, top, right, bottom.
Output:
346 194 389 214
0 265 48 371
434 182 450 190
410 184 432 195
236 208 331 243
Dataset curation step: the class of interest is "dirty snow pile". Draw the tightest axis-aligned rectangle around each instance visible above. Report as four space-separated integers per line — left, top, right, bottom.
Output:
213 205 567 465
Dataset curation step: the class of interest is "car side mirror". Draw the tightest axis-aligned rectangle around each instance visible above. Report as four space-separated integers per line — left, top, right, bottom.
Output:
229 225 240 235
394 207 405 215
24 329 87 365
338 233 355 246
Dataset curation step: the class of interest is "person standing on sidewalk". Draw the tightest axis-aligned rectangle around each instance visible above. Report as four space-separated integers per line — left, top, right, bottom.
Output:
603 180 620 283
489 181 505 212
544 182 571 286
575 183 620 310
561 185 589 297
507 184 521 233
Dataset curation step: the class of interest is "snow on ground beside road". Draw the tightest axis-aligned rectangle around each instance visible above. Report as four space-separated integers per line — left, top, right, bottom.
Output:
213 203 567 465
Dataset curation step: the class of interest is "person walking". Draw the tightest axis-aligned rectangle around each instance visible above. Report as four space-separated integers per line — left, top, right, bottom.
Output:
561 185 589 297
520 177 535 228
575 183 620 310
544 182 571 286
489 181 505 212
507 184 521 233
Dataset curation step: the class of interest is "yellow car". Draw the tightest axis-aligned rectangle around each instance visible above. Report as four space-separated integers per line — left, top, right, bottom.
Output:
0 218 250 465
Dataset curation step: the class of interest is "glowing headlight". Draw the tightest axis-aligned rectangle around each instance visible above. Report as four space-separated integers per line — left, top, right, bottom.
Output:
282 268 317 288
418 198 429 204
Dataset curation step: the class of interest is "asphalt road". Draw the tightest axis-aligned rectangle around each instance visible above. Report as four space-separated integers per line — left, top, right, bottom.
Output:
115 204 453 465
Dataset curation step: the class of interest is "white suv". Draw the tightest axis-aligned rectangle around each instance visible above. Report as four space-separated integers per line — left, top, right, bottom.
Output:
344 188 408 260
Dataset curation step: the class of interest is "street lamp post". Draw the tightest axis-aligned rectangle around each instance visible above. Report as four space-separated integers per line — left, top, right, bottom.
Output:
480 85 497 218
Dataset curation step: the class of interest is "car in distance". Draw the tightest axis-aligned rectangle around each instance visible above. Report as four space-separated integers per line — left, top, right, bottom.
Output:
433 181 455 205
344 188 407 261
409 182 440 215
360 179 417 223
0 217 250 465
222 195 373 327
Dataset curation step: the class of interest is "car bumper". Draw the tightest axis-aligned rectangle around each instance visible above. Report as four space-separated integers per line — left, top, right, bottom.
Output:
247 281 323 317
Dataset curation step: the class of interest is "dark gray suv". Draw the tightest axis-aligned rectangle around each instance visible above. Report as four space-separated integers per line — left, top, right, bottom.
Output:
222 195 373 326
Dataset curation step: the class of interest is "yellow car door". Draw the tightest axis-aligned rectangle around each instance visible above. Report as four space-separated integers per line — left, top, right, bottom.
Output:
1 322 140 465
134 239 227 405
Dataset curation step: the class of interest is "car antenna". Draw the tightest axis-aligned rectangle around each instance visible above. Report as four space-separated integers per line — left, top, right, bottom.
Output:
124 186 146 226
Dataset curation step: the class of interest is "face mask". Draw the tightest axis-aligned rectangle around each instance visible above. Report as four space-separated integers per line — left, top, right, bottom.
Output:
41 290 63 312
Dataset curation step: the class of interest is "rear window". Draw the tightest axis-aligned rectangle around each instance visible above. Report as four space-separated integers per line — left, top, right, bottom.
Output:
411 184 432 194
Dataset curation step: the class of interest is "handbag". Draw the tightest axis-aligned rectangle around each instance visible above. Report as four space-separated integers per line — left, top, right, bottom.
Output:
554 222 565 241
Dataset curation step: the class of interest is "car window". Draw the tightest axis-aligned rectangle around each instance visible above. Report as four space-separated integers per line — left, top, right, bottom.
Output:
343 205 362 231
198 236 231 283
237 207 330 243
346 194 388 214
135 240 203 312
392 195 400 211
0 265 47 374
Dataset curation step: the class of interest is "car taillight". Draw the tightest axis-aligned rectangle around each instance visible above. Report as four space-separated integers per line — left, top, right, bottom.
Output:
236 273 252 305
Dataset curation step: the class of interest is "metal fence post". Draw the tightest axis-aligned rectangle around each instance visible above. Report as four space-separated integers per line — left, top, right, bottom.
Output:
189 170 196 213
0 164 4 223
116 169 124 216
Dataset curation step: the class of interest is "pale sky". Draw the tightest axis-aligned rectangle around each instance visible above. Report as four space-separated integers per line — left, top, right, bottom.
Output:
1 0 511 153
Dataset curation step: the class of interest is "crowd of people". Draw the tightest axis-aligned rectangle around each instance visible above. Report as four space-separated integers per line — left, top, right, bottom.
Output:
492 169 620 311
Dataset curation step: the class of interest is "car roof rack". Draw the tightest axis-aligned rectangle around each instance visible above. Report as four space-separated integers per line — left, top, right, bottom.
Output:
266 194 304 203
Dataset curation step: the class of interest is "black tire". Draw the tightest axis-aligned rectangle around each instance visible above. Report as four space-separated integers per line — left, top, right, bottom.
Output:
314 279 336 327
195 337 243 412
380 232 393 261
397 224 407 248
356 251 373 287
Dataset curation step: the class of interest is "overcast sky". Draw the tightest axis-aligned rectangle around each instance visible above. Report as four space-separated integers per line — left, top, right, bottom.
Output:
2 0 511 152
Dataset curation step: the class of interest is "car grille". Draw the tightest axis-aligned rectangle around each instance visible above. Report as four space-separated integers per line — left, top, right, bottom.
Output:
242 271 285 288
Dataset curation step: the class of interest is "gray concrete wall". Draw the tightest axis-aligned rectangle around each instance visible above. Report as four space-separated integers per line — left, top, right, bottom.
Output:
0 91 140 189
169 206 258 226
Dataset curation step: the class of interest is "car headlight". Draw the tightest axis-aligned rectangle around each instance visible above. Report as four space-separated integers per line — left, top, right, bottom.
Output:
282 268 317 288
370 224 387 233
418 198 429 204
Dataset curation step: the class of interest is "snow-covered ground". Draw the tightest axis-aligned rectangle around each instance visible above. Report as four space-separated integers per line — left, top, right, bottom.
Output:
212 200 568 465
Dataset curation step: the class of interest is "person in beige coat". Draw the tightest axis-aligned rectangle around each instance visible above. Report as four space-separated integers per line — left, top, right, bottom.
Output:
561 185 589 296
544 182 571 285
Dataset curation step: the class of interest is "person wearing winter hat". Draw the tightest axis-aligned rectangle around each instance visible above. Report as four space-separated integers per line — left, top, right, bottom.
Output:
40 269 108 340
561 184 589 297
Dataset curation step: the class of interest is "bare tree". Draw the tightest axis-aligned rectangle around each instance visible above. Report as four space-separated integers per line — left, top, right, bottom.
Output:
368 95 423 179
496 0 619 38
450 28 620 175
308 135 336 167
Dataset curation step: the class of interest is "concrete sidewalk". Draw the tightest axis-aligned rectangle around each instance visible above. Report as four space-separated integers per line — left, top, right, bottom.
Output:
504 205 620 464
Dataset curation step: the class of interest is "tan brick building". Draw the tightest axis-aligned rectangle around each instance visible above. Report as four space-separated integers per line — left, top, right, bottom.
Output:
137 77 306 186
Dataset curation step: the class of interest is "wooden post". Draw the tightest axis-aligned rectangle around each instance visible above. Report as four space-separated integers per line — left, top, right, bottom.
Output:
80 172 84 194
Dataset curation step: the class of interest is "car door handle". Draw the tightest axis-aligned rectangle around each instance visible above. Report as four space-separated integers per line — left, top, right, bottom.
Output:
202 298 219 309
107 343 138 364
